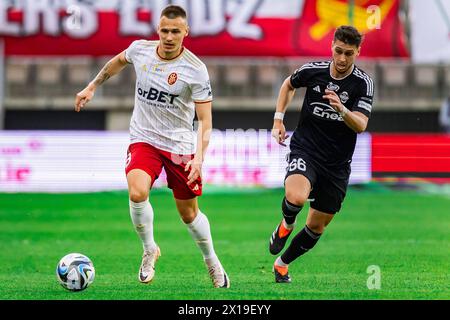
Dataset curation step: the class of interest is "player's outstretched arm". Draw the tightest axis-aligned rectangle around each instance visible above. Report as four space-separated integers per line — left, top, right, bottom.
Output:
272 77 295 146
74 51 128 112
186 101 212 185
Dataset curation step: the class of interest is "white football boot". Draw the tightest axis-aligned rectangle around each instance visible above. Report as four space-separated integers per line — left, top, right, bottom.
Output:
206 259 230 288
138 246 161 284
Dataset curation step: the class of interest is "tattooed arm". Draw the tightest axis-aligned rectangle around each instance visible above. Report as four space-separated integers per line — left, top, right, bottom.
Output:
75 50 128 112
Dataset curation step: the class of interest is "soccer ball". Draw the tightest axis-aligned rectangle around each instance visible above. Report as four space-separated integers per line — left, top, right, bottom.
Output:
56 253 95 291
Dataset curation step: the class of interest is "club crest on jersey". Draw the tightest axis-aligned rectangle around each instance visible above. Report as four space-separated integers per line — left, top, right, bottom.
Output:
168 72 178 85
339 91 349 103
327 82 339 91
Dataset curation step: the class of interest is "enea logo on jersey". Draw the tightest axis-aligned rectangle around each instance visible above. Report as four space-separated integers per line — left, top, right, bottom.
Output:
168 72 178 85
311 102 344 121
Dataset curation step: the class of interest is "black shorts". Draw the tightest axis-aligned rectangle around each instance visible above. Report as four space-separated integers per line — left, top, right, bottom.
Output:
284 151 351 214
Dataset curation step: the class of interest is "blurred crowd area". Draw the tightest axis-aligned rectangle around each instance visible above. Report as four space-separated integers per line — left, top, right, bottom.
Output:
4 57 449 131
4 56 450 107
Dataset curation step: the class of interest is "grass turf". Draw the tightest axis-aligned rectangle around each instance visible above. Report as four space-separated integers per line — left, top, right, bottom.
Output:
0 186 449 300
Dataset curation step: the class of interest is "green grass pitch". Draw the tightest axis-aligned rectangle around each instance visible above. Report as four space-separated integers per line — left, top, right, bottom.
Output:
0 186 449 300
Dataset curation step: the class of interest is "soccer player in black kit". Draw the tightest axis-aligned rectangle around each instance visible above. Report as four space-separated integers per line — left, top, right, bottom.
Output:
269 26 374 283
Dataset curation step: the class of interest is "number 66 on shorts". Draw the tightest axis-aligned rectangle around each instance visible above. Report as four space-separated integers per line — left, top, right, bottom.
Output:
288 157 306 172
284 152 317 187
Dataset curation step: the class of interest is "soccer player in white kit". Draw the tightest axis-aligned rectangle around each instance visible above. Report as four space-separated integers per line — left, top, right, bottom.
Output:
74 5 230 288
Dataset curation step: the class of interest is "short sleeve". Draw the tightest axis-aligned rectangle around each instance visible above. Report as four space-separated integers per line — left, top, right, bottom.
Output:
290 64 315 88
352 76 375 118
124 40 141 64
192 64 213 102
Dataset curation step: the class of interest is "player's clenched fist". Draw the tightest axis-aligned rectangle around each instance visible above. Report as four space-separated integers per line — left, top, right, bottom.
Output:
323 89 344 113
75 86 95 112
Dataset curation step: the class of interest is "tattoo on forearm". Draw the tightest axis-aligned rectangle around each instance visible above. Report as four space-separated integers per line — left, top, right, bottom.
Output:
93 61 112 86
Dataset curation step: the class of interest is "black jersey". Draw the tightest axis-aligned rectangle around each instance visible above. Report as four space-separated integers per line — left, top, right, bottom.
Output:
289 60 374 168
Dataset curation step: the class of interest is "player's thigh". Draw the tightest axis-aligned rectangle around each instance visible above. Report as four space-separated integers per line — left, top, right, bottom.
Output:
125 142 164 202
174 197 199 224
310 171 349 215
306 208 335 234
284 152 317 205
126 169 152 202
284 174 312 206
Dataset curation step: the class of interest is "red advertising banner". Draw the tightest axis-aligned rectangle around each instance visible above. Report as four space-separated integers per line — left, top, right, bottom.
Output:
372 134 450 177
0 0 409 57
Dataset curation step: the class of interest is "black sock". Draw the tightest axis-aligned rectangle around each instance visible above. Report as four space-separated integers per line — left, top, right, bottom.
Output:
281 197 303 225
281 225 321 264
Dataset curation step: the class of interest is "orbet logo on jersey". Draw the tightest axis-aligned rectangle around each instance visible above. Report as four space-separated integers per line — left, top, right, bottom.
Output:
137 87 179 104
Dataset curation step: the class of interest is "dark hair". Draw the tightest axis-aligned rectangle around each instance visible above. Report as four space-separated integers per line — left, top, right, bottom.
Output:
160 5 187 20
333 25 363 47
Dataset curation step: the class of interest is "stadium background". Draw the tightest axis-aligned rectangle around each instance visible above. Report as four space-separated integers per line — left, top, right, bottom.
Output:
0 0 449 300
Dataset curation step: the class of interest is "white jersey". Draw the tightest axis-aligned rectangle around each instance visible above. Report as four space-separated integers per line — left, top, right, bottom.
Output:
125 40 212 154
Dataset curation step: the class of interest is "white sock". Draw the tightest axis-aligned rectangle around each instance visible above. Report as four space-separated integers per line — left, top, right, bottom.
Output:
282 218 296 230
275 256 289 267
129 199 157 252
185 211 218 263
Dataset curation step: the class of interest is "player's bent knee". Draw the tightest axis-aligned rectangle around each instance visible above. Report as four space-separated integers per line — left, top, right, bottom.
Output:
180 213 195 224
179 209 196 224
175 198 198 224
129 189 149 203
285 191 308 207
